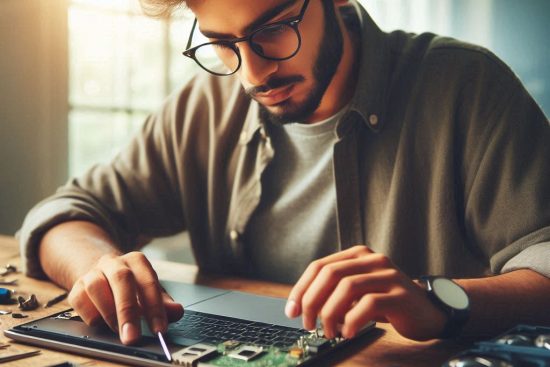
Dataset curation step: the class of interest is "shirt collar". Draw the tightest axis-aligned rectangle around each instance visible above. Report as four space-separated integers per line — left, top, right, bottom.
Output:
339 0 391 137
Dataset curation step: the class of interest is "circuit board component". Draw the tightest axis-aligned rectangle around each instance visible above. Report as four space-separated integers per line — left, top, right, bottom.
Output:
227 345 264 361
172 343 218 366
167 323 372 366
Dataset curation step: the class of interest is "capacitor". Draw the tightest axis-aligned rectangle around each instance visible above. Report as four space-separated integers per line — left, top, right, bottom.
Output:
288 347 304 358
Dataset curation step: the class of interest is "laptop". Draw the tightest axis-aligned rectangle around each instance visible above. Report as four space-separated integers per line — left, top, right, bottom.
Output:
5 280 376 366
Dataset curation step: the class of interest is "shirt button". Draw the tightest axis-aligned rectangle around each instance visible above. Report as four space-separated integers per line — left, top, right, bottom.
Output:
369 114 379 126
230 230 240 241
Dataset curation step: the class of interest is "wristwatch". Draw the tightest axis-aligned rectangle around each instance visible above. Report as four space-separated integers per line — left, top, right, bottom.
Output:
419 276 470 339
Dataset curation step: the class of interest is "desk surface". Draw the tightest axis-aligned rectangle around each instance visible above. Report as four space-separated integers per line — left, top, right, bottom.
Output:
0 235 466 366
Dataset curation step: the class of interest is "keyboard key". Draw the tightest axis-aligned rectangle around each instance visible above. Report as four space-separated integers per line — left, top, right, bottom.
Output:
168 310 303 348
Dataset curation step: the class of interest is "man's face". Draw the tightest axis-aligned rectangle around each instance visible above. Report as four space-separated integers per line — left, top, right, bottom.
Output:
187 0 344 124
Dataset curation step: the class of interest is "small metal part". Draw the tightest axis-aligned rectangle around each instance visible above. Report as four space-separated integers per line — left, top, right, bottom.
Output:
222 340 240 350
303 337 330 354
297 335 306 348
495 333 532 346
0 310 12 315
0 264 17 277
535 334 550 350
444 356 514 367
55 311 74 320
171 343 217 366
314 327 321 338
55 311 80 320
0 348 40 363
18 294 39 311
11 313 29 318
0 279 17 286
44 292 68 308
227 345 264 362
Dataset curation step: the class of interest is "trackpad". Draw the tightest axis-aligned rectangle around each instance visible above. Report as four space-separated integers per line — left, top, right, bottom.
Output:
188 291 305 329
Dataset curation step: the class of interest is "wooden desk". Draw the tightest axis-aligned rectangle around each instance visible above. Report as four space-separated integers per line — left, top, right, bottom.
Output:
0 235 467 366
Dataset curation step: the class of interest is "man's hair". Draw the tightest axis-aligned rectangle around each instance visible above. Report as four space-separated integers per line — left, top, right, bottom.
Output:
139 0 186 17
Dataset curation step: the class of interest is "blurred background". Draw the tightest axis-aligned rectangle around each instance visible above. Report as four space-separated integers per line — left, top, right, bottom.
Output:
1 0 548 262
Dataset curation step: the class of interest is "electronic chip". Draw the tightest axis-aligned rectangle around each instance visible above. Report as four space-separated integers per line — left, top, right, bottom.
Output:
227 345 264 361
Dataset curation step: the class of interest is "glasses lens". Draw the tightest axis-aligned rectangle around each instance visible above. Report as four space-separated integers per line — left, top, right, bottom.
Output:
250 23 300 59
194 42 239 75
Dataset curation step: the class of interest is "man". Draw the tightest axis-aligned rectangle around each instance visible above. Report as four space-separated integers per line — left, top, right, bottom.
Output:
19 0 550 347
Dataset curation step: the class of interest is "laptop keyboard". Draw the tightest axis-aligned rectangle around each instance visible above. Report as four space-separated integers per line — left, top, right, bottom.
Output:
167 310 310 348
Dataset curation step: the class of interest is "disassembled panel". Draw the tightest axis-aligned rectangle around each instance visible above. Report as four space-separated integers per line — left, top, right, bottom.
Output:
168 329 344 367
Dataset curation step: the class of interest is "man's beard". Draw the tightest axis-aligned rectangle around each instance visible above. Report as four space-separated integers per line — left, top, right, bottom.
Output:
251 0 344 125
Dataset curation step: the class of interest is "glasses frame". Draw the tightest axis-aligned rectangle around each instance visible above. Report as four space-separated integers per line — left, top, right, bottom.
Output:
183 0 310 76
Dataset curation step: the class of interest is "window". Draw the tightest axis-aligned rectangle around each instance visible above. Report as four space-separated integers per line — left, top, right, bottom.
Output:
68 0 199 176
361 0 493 48
361 0 549 114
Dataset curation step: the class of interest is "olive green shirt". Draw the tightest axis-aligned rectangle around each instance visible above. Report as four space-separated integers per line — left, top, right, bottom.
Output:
19 2 550 281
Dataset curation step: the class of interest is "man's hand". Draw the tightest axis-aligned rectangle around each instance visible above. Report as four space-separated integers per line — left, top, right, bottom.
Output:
285 245 448 341
68 251 184 345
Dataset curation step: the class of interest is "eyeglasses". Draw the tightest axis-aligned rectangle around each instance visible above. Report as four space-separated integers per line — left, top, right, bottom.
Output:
183 0 310 76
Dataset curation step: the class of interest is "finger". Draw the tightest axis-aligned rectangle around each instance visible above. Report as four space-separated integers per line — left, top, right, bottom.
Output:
101 257 142 345
162 292 184 322
159 286 185 322
81 268 118 332
300 255 394 331
68 280 102 326
342 293 396 339
319 269 399 338
312 245 375 265
286 245 374 319
124 252 167 333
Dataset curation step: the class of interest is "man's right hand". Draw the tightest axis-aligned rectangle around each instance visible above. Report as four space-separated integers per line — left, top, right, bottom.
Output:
68 251 184 345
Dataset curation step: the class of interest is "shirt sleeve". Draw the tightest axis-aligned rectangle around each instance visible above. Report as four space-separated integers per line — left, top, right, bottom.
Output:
500 242 550 278
17 93 187 279
458 52 550 276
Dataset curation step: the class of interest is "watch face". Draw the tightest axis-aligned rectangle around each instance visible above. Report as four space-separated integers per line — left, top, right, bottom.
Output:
432 278 469 310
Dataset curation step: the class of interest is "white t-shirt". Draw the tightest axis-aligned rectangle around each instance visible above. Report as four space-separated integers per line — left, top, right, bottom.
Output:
244 108 348 283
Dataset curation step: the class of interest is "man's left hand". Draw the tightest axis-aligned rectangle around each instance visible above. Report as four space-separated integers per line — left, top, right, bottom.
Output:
285 245 448 340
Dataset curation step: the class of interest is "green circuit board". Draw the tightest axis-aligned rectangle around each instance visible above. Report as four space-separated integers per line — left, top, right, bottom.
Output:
199 346 301 367
171 333 339 367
